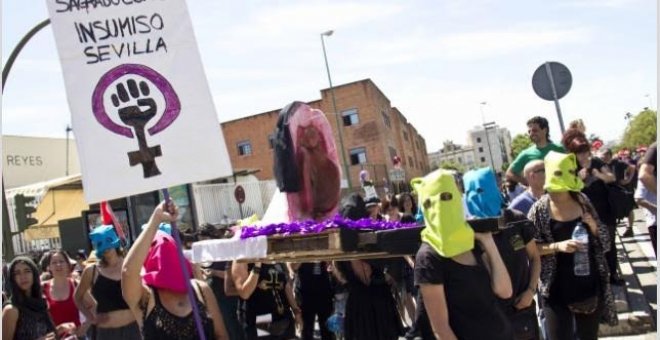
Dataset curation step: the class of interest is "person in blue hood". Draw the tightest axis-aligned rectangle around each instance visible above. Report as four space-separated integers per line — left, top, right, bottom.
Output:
463 167 542 340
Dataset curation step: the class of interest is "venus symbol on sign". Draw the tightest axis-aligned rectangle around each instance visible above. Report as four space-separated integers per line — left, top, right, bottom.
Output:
92 64 181 178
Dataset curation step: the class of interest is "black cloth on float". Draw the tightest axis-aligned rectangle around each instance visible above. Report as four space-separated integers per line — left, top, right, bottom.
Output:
273 101 303 192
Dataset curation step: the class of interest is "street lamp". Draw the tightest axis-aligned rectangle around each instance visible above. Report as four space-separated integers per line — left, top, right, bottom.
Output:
321 30 352 189
645 94 654 109
479 102 496 170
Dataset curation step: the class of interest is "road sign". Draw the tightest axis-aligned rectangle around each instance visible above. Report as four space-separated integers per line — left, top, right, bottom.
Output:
389 168 406 182
532 61 572 134
532 62 572 101
234 185 246 204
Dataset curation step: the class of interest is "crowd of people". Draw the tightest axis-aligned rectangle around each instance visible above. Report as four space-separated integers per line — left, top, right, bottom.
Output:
1 114 656 340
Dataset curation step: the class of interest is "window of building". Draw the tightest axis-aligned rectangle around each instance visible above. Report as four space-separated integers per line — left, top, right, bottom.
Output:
389 147 398 160
458 157 462 163
403 131 409 142
476 137 482 143
478 147 484 153
349 147 367 165
481 157 486 163
382 111 391 128
237 141 252 156
342 108 359 126
268 134 275 149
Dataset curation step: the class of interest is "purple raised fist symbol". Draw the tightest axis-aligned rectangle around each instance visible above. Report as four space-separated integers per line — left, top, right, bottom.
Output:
92 64 181 178
111 79 162 177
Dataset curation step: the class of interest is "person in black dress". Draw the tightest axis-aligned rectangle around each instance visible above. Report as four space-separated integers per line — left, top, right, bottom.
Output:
562 129 623 285
332 193 404 340
232 260 301 340
289 262 334 340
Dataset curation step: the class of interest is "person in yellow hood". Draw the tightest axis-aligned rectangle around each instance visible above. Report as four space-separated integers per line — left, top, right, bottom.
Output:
528 150 618 340
412 169 513 340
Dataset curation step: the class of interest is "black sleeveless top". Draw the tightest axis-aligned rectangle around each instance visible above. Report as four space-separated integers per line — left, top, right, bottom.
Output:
91 265 130 313
13 306 55 340
141 285 214 340
240 263 290 318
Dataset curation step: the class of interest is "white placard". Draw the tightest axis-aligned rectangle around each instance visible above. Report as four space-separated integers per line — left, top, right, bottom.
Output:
46 0 232 203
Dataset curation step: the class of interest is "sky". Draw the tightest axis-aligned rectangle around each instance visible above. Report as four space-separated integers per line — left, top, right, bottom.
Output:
2 0 657 153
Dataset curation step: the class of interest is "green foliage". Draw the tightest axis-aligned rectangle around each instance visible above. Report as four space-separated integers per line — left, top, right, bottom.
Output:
440 160 465 173
511 134 533 160
501 161 510 172
620 109 657 149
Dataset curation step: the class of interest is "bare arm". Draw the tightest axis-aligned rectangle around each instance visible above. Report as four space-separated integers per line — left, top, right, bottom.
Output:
74 265 97 322
287 262 301 280
197 280 228 340
122 201 176 312
621 164 636 185
514 241 541 309
231 261 261 300
636 198 657 215
640 163 657 194
329 261 347 285
537 239 583 256
224 263 239 297
477 233 512 299
593 165 616 184
404 256 415 268
506 168 526 186
284 280 301 313
419 284 458 340
2 305 18 340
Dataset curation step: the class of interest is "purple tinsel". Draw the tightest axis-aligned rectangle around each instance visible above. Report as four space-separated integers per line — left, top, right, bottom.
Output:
240 215 419 239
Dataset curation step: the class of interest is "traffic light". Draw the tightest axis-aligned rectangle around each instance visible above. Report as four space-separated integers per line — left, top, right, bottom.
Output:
14 194 38 233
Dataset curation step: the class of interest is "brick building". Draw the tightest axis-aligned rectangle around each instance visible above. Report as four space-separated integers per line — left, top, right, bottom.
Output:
221 79 430 190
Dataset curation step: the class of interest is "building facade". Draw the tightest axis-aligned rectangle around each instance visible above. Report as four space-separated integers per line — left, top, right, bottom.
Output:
221 79 430 189
428 144 477 171
467 124 513 172
2 135 80 189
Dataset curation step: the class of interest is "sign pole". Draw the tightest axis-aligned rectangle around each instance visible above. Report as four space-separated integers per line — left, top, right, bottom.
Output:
543 62 566 134
234 185 246 219
162 189 206 340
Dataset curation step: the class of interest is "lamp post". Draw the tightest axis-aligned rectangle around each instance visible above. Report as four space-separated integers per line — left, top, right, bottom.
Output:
479 102 496 170
2 18 51 260
66 125 72 176
321 30 352 189
645 94 654 110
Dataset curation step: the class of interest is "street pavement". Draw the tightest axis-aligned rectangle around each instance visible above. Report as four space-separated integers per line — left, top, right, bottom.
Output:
602 209 657 339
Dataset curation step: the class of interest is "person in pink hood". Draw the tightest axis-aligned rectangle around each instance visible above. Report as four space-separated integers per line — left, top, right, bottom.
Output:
122 201 228 340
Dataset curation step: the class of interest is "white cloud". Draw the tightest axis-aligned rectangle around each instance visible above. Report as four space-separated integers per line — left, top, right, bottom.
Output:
559 0 643 8
347 25 594 69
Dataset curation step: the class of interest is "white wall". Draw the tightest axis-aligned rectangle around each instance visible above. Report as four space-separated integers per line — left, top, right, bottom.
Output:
2 135 80 188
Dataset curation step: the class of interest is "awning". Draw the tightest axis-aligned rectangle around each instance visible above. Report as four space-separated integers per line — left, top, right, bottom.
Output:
24 189 88 241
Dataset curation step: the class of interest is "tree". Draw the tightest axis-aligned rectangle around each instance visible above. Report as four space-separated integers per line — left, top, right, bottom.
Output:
620 109 657 149
440 160 465 173
510 134 533 160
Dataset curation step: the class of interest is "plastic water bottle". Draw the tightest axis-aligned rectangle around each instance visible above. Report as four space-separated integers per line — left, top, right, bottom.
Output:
572 222 590 276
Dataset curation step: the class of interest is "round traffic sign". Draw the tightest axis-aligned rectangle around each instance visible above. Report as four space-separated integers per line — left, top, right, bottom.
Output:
234 185 246 204
532 62 572 101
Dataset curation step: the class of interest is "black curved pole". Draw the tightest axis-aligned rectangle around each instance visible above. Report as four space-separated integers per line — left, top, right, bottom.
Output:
2 18 51 92
2 18 51 259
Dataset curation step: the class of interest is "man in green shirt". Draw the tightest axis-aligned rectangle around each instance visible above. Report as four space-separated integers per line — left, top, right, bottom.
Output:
506 116 565 184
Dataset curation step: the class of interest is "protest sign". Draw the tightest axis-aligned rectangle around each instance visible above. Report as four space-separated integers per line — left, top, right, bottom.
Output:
46 0 232 203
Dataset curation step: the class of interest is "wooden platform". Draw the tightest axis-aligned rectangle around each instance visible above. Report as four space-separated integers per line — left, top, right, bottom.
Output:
238 227 423 263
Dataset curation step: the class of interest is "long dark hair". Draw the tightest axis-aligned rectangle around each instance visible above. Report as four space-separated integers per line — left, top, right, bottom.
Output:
397 192 418 215
6 257 48 313
42 249 75 275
